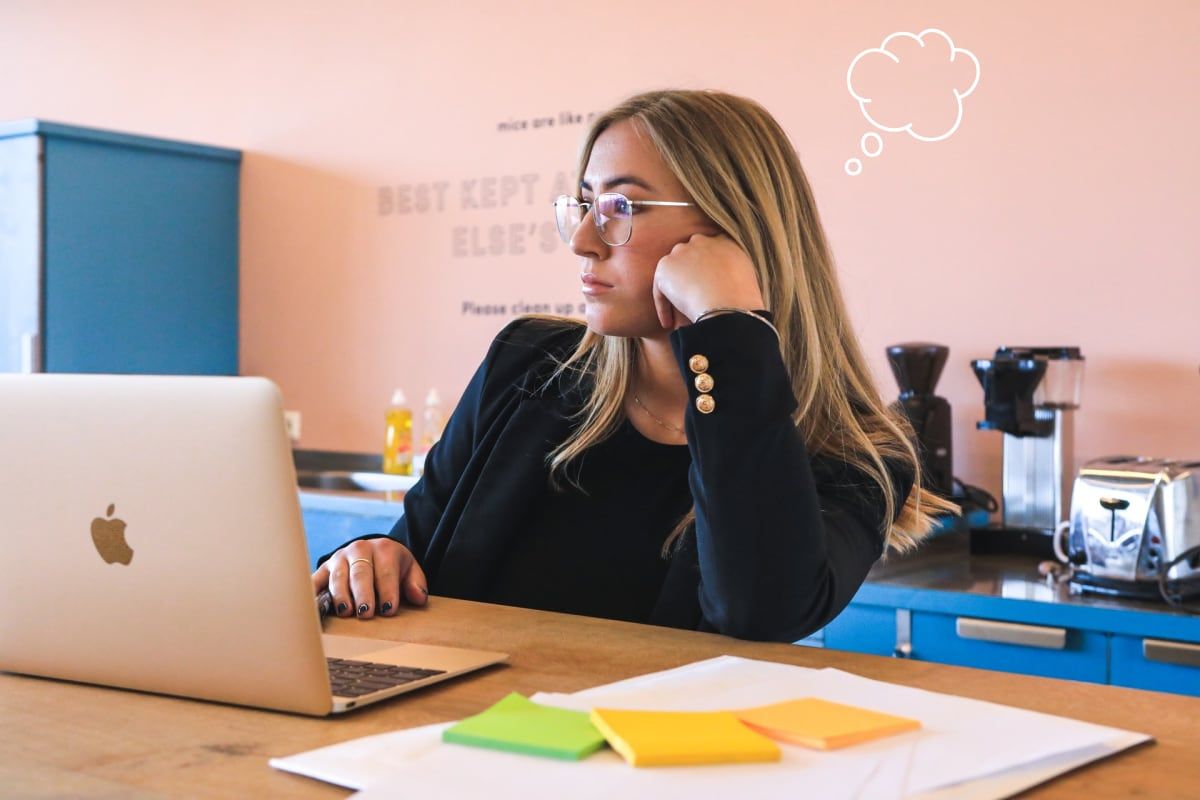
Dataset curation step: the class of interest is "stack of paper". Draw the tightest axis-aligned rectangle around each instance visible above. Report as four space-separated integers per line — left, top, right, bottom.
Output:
589 708 780 766
270 656 1152 799
442 692 605 760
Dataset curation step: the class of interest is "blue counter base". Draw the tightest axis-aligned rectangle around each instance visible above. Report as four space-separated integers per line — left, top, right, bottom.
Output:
823 533 1200 697
300 491 404 570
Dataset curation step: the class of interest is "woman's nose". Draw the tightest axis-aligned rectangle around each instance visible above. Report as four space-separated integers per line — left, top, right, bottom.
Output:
570 207 608 259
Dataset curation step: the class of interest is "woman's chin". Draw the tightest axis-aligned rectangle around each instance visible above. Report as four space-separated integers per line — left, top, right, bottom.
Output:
584 306 670 339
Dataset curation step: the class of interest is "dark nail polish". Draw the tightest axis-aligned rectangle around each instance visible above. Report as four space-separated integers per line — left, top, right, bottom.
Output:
357 603 369 616
380 601 393 613
337 602 348 614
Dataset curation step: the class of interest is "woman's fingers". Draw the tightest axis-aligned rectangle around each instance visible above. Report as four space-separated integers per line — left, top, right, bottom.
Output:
325 555 353 617
311 562 329 595
653 234 766 324
651 278 676 331
373 544 404 616
402 558 430 607
345 544 378 618
312 539 424 619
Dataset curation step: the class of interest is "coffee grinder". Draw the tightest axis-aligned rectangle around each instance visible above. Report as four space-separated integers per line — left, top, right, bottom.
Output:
887 343 953 498
970 347 1085 557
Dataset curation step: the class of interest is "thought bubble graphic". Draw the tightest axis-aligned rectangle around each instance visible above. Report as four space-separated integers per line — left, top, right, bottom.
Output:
844 28 980 176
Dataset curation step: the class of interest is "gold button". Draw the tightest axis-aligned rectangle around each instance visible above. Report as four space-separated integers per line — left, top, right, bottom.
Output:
688 354 709 374
694 373 714 393
695 394 715 414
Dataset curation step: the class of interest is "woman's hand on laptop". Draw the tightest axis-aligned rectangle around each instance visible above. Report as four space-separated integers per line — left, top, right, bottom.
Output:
311 538 429 619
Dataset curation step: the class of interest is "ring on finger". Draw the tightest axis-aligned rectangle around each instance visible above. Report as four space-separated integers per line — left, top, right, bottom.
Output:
348 557 373 570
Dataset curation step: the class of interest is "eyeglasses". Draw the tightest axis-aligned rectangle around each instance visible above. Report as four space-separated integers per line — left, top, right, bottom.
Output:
553 193 695 247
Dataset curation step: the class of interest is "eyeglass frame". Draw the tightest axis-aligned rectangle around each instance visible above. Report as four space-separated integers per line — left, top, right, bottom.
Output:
552 192 696 247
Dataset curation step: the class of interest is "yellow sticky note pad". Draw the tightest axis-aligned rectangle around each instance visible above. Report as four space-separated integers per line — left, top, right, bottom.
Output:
736 698 920 750
590 708 781 767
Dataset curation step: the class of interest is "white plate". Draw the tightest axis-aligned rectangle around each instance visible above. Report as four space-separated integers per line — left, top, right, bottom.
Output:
349 471 419 492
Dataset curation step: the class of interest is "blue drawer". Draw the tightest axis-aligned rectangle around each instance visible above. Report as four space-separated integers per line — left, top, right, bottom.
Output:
912 612 1108 683
1110 634 1200 697
824 604 896 657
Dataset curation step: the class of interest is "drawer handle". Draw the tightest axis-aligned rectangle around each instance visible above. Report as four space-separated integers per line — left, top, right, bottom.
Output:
955 617 1066 650
1143 638 1200 668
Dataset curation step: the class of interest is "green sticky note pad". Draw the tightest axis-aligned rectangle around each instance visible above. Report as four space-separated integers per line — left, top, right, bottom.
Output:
442 693 607 760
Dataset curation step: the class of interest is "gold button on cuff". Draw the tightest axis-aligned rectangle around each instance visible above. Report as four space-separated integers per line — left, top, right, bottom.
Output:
688 354 709 374
695 394 716 414
694 373 714 393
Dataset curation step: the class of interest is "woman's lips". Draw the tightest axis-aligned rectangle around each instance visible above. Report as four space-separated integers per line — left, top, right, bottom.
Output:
581 273 614 295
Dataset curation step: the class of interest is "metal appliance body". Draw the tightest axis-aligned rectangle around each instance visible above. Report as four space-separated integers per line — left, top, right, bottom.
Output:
1068 456 1200 598
1001 407 1074 531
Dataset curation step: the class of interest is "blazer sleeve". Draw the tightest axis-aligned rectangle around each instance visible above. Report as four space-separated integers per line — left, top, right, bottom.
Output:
670 312 914 642
314 316 583 568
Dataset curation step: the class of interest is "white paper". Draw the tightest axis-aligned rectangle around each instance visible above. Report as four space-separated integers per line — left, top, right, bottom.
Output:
528 656 1152 799
270 655 1151 800
268 722 451 789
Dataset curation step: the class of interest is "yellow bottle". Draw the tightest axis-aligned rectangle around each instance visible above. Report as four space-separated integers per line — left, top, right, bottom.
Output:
383 389 413 475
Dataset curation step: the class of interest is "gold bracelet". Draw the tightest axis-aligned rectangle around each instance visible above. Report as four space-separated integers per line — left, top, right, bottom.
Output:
693 307 781 342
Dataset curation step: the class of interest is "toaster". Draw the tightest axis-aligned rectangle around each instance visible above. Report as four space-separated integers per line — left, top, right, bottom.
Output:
1064 455 1200 600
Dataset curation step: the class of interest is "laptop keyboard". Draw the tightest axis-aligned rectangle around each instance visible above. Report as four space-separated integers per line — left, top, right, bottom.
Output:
327 657 447 697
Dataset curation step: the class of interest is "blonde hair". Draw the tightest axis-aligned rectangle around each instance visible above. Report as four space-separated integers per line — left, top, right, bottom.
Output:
545 89 958 554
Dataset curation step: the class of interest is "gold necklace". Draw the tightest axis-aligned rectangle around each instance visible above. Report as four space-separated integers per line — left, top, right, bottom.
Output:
632 393 685 435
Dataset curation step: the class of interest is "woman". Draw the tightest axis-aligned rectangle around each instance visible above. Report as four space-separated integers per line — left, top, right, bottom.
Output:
312 89 957 641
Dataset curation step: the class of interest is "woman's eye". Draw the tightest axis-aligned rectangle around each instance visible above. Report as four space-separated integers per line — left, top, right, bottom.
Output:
608 197 634 216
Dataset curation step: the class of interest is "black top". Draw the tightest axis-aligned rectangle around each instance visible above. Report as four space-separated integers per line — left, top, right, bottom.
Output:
486 420 693 623
320 314 915 642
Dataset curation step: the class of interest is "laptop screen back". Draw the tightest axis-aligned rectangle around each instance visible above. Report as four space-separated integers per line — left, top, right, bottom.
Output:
0 374 332 714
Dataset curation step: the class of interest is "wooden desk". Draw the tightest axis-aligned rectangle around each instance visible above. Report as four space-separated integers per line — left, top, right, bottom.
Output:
3 598 1198 797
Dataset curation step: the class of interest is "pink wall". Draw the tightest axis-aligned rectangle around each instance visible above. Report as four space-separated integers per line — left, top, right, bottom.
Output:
2 0 1197 498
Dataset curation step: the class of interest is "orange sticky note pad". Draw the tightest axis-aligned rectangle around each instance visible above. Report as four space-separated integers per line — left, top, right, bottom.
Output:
589 708 781 767
736 698 920 750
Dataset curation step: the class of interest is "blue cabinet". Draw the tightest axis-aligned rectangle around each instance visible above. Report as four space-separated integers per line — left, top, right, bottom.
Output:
911 612 1109 683
0 120 240 375
811 534 1200 695
821 587 1200 696
1109 634 1200 695
824 604 898 657
299 492 405 570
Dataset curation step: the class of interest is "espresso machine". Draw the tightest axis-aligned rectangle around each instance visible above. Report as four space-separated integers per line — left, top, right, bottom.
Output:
887 343 953 498
970 347 1085 557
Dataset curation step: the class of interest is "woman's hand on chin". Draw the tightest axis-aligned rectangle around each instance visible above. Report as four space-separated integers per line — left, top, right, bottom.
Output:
652 233 766 330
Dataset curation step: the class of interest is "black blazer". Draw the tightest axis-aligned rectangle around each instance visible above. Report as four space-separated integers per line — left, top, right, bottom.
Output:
336 313 913 642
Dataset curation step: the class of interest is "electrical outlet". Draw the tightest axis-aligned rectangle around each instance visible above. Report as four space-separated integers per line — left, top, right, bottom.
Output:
283 410 302 443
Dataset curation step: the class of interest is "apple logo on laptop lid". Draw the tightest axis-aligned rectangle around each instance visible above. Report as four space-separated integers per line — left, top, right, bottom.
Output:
91 504 133 565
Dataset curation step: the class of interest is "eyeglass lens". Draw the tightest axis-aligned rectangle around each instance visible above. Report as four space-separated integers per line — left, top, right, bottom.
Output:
554 193 634 246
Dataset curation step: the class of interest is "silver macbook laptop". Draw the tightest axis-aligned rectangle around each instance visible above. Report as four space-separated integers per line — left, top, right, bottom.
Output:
0 373 506 715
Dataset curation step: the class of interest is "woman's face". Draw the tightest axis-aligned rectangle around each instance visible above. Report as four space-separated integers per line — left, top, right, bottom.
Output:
572 119 717 338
